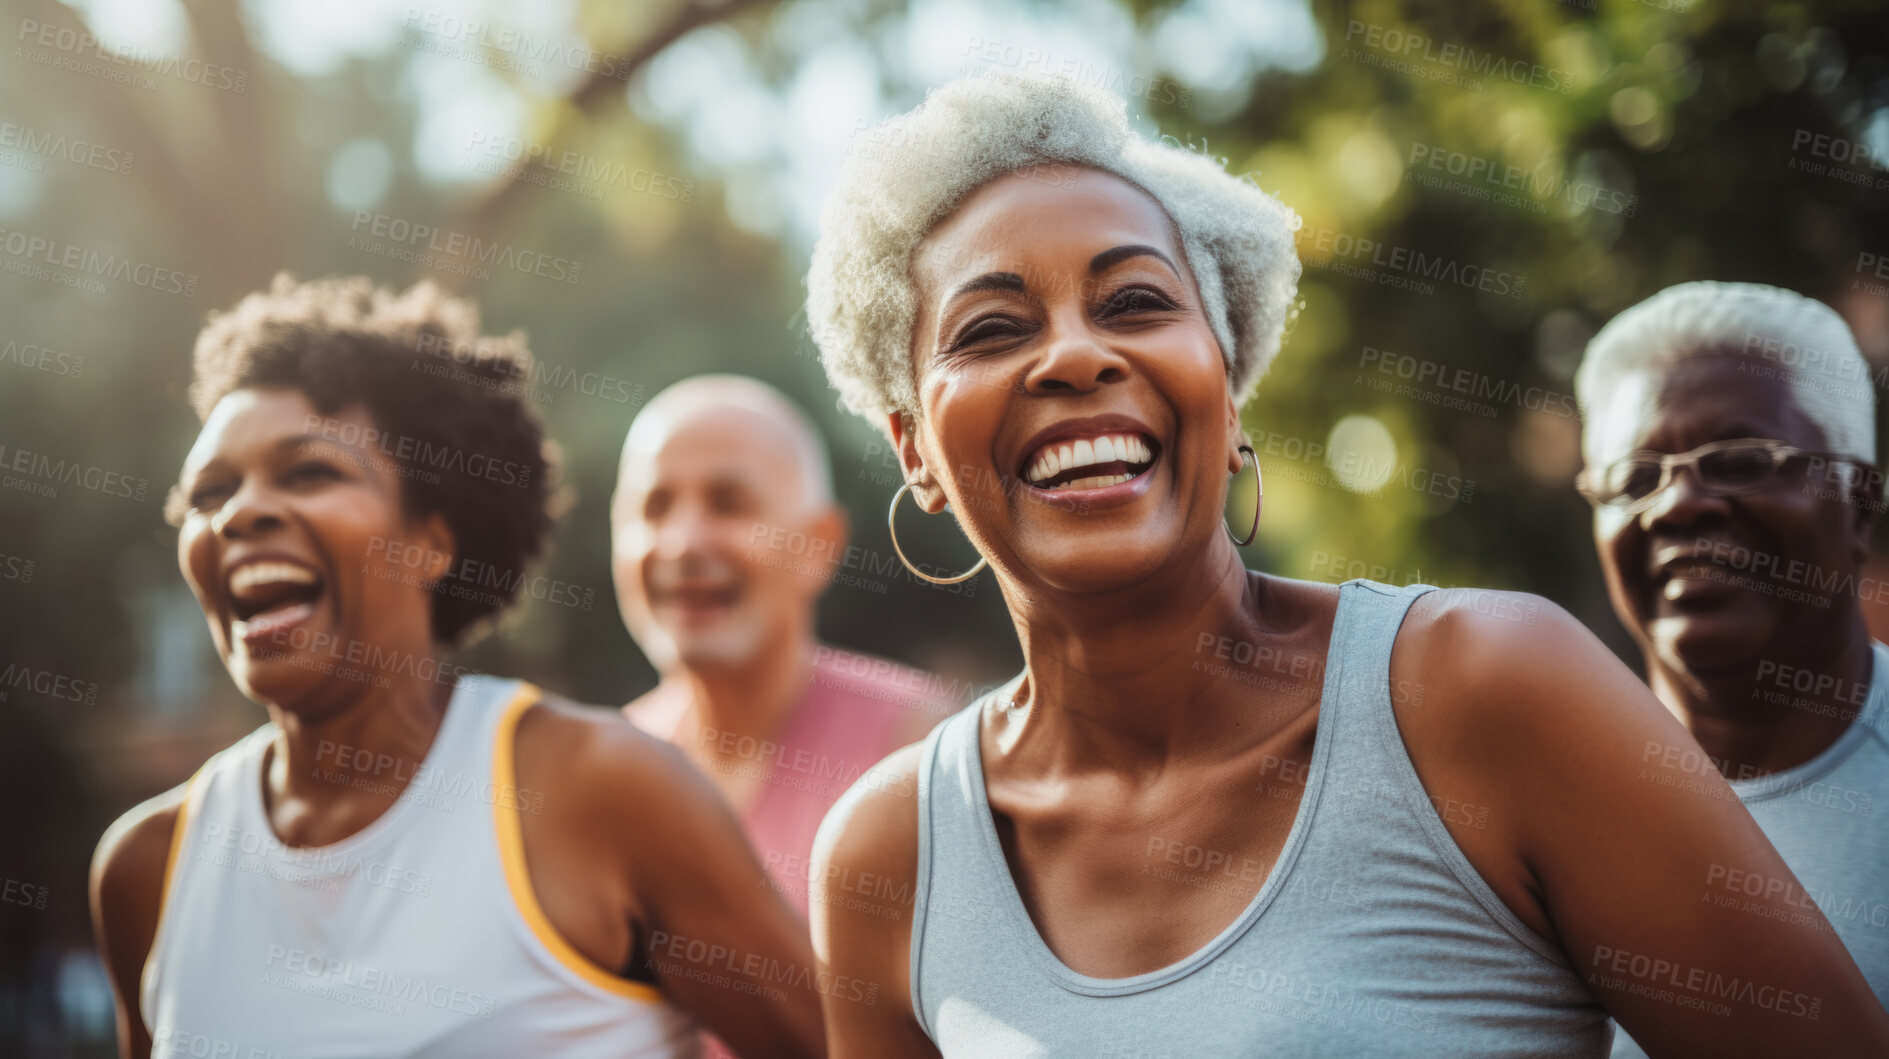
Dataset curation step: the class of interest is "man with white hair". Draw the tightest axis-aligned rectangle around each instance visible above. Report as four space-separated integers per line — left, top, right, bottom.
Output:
611 375 947 920
1574 281 1889 1054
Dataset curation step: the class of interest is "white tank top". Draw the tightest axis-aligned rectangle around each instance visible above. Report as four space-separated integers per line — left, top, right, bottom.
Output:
142 674 701 1058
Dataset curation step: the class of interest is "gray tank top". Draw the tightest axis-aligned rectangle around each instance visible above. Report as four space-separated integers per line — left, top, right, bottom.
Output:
910 579 1613 1056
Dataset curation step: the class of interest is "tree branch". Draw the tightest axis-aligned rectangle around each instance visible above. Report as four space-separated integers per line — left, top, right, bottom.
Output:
432 0 775 287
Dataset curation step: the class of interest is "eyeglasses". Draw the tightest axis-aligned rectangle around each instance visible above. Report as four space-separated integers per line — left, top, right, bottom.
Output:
1576 437 1867 515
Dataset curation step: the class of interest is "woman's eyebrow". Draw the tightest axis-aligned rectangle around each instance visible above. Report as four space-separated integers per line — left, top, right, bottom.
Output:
279 431 371 456
947 270 1028 302
1089 244 1179 276
175 451 230 486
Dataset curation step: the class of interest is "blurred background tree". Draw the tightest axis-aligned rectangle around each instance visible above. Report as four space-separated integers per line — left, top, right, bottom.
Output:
2 0 1886 1051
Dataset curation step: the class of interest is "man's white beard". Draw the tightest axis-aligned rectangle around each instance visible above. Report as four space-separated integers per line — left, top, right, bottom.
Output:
666 611 772 674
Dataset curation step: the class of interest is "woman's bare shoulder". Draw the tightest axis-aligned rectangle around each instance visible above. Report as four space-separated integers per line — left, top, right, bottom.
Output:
815 740 927 880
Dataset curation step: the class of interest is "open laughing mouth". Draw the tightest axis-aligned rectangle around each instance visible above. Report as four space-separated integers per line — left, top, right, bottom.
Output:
226 558 326 647
653 579 744 625
1020 432 1160 492
1647 542 1748 606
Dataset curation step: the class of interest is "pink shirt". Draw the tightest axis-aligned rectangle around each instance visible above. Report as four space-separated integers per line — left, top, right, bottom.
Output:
626 646 957 918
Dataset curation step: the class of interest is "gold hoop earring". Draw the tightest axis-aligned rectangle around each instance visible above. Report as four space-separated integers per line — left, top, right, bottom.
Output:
888 482 988 585
1225 444 1261 547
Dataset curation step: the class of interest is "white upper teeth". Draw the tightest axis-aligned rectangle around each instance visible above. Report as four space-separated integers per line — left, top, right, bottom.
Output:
230 561 318 597
1026 433 1152 485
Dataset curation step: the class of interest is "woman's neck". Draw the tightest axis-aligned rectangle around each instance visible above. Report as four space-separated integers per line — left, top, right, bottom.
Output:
261 660 456 847
995 537 1317 773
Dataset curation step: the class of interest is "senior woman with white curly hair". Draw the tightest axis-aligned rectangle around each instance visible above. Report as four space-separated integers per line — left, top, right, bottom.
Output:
802 73 1889 1057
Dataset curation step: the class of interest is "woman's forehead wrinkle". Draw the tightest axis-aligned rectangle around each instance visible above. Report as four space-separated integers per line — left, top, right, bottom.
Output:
919 188 1181 310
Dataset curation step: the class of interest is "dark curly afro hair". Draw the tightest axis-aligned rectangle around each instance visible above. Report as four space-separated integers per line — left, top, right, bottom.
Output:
170 272 563 647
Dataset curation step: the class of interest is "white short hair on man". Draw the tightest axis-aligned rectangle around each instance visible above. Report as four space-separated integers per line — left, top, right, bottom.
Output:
806 70 1303 425
1575 281 1876 467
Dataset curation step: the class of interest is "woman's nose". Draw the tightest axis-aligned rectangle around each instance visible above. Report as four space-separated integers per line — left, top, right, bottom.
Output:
211 479 285 539
1023 314 1128 395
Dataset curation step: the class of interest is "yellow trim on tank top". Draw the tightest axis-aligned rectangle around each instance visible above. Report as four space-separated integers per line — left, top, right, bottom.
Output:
142 764 205 1006
141 758 208 1034
493 682 666 1005
156 768 200 912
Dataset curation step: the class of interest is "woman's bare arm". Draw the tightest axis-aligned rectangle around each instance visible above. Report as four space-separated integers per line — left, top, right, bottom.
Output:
810 743 942 1059
520 705 828 1059
90 787 187 1059
1396 591 1889 1057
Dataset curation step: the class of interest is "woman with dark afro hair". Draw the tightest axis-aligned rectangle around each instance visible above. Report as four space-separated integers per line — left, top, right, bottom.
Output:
89 274 824 1059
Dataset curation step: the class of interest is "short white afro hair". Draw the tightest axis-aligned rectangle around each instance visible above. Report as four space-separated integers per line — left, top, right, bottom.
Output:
805 71 1303 424
1576 281 1877 465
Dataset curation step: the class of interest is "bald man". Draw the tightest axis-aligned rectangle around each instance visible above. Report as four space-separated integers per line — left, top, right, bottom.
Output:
612 375 949 923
